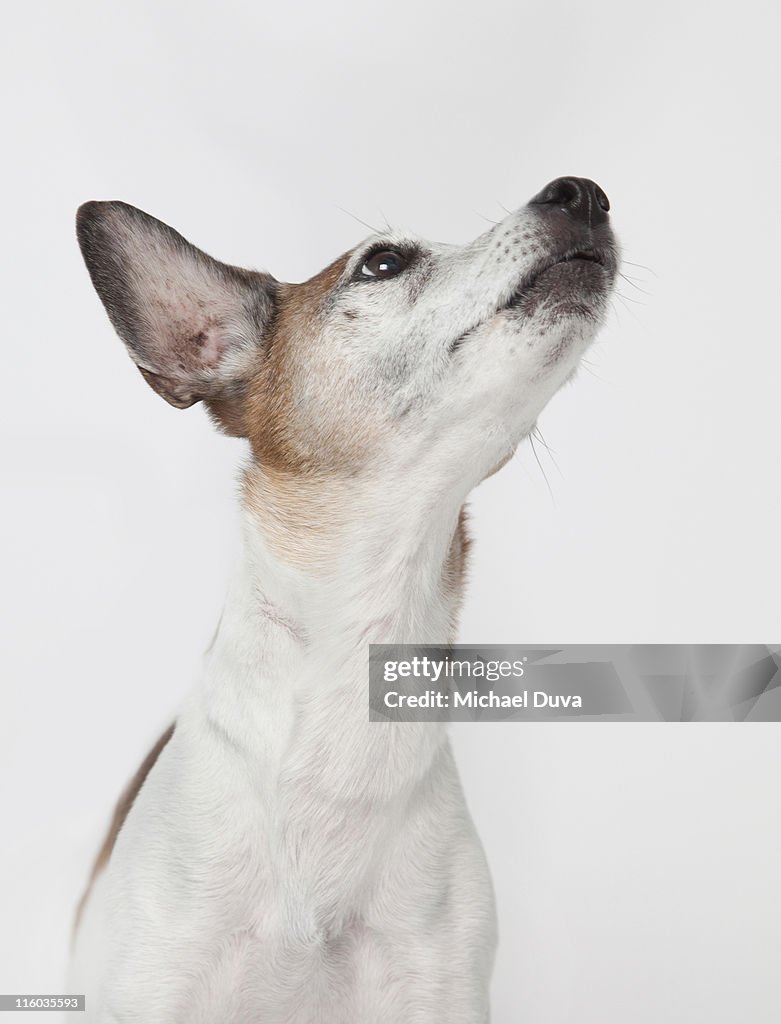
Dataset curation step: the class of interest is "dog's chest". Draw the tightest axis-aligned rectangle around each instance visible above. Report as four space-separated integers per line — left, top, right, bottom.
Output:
110 705 448 924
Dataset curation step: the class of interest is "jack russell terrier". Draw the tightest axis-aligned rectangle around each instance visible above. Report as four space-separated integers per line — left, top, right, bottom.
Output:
69 177 617 1022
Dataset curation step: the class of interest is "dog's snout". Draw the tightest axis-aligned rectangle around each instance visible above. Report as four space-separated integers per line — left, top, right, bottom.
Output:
530 177 610 227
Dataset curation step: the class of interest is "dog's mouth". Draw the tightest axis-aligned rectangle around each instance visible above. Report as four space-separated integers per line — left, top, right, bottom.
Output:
501 247 610 311
447 244 615 353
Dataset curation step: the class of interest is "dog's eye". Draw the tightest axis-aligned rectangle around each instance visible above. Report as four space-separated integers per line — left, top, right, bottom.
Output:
361 249 408 279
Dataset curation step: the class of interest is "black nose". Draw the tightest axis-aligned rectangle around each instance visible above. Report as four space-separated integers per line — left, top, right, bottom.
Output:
530 177 610 227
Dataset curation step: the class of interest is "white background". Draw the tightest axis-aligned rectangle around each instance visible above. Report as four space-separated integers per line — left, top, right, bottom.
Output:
2 1 780 1020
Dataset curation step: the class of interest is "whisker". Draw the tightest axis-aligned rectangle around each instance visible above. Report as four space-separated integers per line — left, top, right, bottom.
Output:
619 270 649 283
614 289 646 306
580 358 610 384
474 210 500 225
532 426 564 479
529 431 556 502
622 258 658 277
335 206 382 234
531 425 557 457
618 272 652 296
613 292 643 322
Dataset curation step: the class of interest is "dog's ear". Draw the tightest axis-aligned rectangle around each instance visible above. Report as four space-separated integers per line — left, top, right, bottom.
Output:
76 201 277 410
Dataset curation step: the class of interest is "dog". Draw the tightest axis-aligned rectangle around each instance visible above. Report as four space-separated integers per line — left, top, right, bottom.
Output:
69 178 617 1022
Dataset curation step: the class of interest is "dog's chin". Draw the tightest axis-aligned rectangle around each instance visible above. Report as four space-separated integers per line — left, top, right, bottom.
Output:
503 259 611 324
447 255 613 356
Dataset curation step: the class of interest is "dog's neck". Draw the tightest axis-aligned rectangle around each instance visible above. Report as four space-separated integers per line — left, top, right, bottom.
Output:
242 462 468 644
192 458 470 793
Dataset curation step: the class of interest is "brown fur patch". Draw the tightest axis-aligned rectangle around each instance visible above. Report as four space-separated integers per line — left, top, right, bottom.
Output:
73 723 175 935
209 251 368 473
241 463 353 573
245 253 354 470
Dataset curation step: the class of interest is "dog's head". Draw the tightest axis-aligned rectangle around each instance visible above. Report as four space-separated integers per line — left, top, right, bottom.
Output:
77 179 616 492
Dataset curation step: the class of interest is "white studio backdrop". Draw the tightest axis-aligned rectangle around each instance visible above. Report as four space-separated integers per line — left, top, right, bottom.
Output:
2 1 780 1021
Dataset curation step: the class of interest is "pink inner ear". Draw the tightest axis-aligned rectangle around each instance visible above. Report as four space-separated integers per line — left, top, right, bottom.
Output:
162 320 230 375
134 251 245 382
137 298 243 406
193 327 227 370
146 314 233 382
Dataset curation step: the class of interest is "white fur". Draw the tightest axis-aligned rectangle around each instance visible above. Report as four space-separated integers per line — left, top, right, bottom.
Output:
70 194 616 1022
